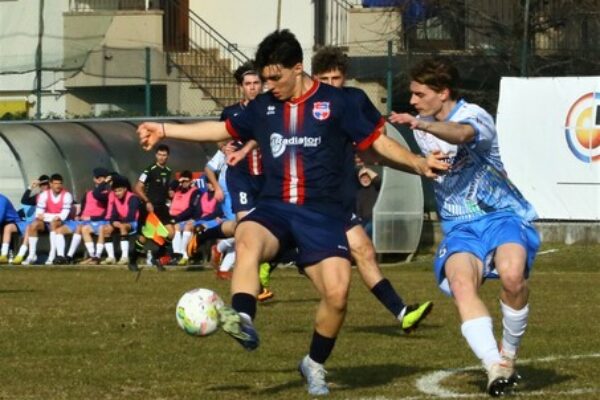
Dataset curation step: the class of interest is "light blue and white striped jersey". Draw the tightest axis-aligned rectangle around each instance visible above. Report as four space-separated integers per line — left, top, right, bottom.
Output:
413 99 537 229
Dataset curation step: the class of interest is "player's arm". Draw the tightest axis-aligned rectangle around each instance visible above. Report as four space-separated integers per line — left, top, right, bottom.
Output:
227 140 257 166
59 193 73 221
364 133 448 178
388 112 475 144
203 166 224 202
137 121 231 151
126 197 141 222
35 191 47 220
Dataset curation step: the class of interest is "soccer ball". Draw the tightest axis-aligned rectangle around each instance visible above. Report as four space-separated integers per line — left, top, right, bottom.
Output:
175 288 224 336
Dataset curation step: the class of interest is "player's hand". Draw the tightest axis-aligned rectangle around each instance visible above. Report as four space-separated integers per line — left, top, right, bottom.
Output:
113 221 122 229
31 180 39 188
389 112 419 130
222 141 237 156
226 150 245 166
213 187 224 203
417 151 450 178
146 202 154 213
137 122 165 151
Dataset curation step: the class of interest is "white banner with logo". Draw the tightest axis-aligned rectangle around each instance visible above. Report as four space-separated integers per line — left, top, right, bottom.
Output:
496 77 600 220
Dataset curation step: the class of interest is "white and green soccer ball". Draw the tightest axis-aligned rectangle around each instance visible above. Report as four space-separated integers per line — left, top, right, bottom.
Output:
176 288 224 336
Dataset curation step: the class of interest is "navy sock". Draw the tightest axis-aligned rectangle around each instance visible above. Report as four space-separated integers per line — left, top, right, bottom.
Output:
309 330 336 364
198 225 226 243
232 292 257 320
371 278 405 317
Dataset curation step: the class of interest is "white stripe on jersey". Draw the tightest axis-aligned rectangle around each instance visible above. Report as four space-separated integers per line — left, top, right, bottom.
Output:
288 104 299 204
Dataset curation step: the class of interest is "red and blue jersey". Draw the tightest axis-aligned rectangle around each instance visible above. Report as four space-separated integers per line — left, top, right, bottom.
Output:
221 102 263 176
340 87 385 212
225 80 383 216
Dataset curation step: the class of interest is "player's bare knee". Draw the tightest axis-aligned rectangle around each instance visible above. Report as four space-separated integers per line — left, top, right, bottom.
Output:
323 285 349 312
449 277 478 302
352 240 376 265
500 270 527 297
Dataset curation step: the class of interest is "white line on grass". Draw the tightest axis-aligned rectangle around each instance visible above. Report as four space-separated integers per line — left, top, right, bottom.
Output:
345 353 600 400
414 352 600 399
538 249 559 255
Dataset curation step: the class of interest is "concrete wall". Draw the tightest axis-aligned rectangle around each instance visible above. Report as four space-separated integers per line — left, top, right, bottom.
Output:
191 0 315 71
0 0 69 117
347 7 402 56
64 11 165 88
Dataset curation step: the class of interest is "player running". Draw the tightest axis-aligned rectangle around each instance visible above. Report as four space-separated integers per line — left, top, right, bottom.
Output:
313 46 434 331
389 58 540 397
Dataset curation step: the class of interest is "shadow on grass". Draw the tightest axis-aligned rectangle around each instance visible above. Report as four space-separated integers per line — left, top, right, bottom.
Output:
226 363 427 395
348 323 442 337
270 298 319 305
464 365 574 393
184 265 207 272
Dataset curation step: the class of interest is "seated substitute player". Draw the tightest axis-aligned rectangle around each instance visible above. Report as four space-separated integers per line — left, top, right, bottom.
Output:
389 58 540 397
10 175 51 264
137 29 447 396
56 167 110 264
20 173 73 265
169 170 200 266
0 194 21 264
98 175 140 265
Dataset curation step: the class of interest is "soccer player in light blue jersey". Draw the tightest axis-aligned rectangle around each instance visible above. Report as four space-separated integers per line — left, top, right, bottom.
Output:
389 58 541 397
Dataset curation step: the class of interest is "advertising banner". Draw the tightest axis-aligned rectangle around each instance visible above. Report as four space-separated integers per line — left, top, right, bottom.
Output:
496 77 600 220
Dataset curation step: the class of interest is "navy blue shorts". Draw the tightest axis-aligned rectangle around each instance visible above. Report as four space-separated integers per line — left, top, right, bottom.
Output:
239 200 350 267
343 204 362 232
227 170 265 214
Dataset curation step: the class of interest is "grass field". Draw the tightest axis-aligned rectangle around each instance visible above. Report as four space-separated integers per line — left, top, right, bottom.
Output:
0 243 598 400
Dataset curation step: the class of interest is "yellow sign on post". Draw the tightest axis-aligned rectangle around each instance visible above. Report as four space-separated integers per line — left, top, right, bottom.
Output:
0 100 29 118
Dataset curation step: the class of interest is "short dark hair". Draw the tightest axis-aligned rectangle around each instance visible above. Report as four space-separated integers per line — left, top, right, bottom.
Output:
255 29 303 72
38 174 50 185
311 46 348 76
50 173 63 182
156 144 170 154
234 60 259 85
410 58 461 100
179 170 192 179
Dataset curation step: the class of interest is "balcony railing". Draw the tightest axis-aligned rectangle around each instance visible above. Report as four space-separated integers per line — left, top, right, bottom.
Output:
69 0 160 12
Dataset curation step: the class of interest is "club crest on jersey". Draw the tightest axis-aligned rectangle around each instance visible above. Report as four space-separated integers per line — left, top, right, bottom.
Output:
312 102 330 120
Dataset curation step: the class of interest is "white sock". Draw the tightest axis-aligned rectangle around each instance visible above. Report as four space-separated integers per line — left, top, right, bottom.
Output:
180 231 192 258
172 231 182 254
501 301 529 357
1 243 9 256
17 244 28 257
84 241 95 258
28 237 39 257
120 240 129 259
219 249 236 272
95 243 104 258
55 234 66 257
68 234 82 257
461 316 502 369
48 232 57 261
217 238 234 253
105 242 115 259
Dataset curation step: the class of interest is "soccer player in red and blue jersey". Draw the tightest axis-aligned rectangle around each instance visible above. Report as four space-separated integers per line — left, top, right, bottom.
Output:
311 45 434 333
138 29 447 396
